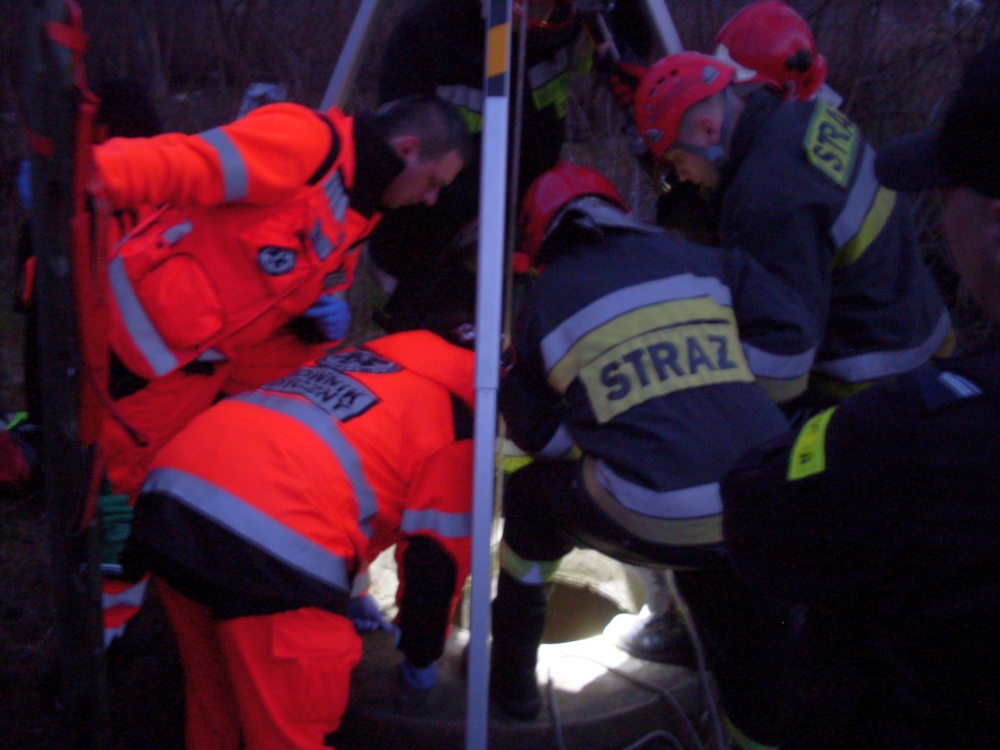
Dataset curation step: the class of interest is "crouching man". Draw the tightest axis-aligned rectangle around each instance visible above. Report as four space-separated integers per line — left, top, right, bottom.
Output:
129 330 474 749
491 162 817 748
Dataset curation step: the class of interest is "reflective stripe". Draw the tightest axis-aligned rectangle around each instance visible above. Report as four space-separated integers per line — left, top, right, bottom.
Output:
323 170 349 223
830 145 878 249
833 188 896 268
527 47 570 88
400 508 472 539
499 540 561 585
310 219 335 261
582 458 723 547
234 392 379 538
540 275 733 373
197 128 249 202
108 255 179 377
594 458 722 519
814 309 952 382
742 342 816 379
161 220 193 245
143 467 353 592
101 577 149 610
195 348 227 362
436 84 484 114
537 424 573 458
350 567 371 598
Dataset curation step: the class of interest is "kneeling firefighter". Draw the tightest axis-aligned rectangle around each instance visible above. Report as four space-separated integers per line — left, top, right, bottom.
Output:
129 329 474 749
491 162 818 748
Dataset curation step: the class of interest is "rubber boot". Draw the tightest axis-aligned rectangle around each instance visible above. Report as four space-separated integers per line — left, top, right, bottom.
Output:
489 570 551 720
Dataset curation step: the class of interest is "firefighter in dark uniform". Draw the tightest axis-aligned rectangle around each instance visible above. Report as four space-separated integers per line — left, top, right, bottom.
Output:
369 0 650 332
489 161 817 748
633 52 951 415
722 40 1000 750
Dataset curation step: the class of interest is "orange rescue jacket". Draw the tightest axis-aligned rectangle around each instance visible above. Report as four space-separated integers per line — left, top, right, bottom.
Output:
134 331 474 663
96 105 380 380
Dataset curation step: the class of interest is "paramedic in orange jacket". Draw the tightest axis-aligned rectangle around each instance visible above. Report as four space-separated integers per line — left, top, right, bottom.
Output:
128 329 474 749
94 94 470 500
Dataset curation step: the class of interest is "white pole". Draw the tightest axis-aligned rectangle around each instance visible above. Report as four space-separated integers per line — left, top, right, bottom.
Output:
467 0 513 747
641 0 684 54
319 0 382 110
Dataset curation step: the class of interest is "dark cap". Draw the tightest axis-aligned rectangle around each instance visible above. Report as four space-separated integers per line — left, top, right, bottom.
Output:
875 39 1000 199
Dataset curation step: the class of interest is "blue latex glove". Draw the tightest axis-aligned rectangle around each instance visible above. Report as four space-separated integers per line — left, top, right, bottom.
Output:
304 294 351 341
345 594 396 634
397 658 438 691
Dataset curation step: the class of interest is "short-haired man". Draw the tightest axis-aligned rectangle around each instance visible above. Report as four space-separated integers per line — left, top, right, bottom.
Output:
95 94 471 501
722 40 1000 749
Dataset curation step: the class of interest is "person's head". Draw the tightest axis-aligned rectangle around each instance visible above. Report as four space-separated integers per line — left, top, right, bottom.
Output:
518 161 630 267
375 95 472 209
876 40 1000 320
634 53 738 190
713 0 827 102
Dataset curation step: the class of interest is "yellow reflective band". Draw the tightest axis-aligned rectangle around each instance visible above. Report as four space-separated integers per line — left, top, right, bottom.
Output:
787 406 837 481
804 101 860 188
458 108 483 135
833 187 896 269
501 454 534 474
582 459 723 546
487 25 510 78
725 716 779 750
548 296 737 393
499 540 561 583
532 70 571 114
755 373 809 404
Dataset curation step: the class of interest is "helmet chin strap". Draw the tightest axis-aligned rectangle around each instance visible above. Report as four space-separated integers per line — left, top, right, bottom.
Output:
674 88 735 168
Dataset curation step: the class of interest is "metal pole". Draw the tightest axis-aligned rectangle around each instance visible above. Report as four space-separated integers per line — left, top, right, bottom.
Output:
641 0 683 54
318 0 382 110
466 0 513 746
24 1 106 746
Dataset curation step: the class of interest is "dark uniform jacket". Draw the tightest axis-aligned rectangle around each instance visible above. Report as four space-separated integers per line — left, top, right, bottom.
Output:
722 346 1000 748
500 225 818 555
370 0 649 331
719 90 950 385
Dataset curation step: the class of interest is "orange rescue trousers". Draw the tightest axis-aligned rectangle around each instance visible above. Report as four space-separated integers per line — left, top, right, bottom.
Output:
158 579 362 750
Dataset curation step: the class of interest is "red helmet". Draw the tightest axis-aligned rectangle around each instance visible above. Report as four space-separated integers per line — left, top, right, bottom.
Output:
518 161 628 265
713 0 827 102
512 0 576 34
634 52 735 160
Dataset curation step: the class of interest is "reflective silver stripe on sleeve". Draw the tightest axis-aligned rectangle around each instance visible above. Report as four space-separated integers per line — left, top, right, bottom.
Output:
814 309 952 382
195 349 227 362
741 342 816 379
234 392 379 538
323 171 349 223
161 221 193 245
400 508 472 539
350 567 371 598
537 424 573 458
436 85 484 114
830 145 878 249
595 459 722 519
197 127 249 202
528 47 570 88
540 275 734 372
142 467 352 592
108 256 179 377
101 577 149 610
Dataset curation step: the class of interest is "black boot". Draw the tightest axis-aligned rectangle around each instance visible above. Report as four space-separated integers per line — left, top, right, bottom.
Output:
489 570 551 720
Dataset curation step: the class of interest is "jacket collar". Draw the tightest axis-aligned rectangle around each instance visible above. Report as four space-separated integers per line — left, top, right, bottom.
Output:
350 112 406 219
